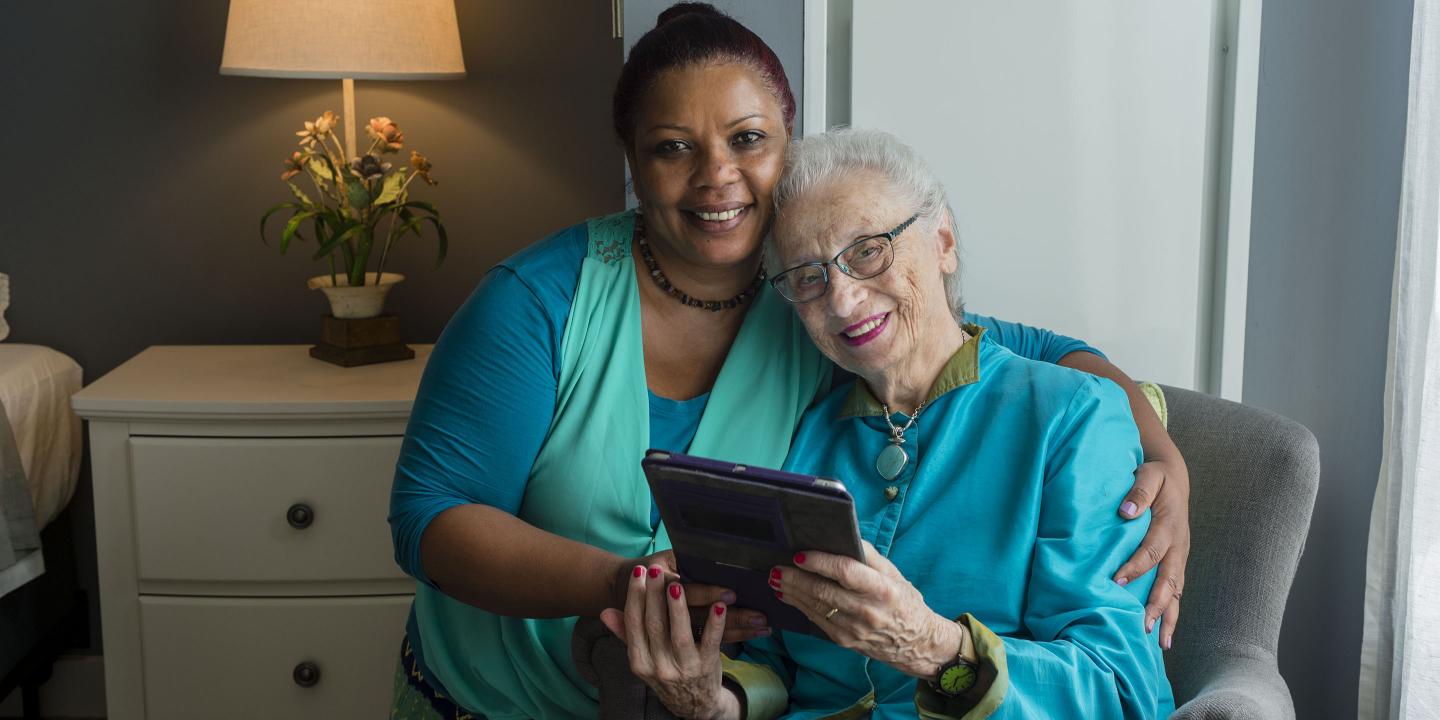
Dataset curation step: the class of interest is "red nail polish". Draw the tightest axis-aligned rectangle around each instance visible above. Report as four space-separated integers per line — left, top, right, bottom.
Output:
770 568 782 580
648 566 661 579
632 566 644 578
774 591 783 599
714 604 725 617
768 578 781 590
669 583 682 600
794 552 806 565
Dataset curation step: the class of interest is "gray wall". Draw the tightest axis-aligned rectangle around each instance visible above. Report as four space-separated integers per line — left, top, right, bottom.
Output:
0 0 623 656
1244 0 1412 717
623 0 804 121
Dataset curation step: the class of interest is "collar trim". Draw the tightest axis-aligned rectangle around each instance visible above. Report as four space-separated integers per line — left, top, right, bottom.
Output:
837 324 986 420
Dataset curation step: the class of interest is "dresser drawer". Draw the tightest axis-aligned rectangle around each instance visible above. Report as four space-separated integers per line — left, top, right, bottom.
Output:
130 436 406 585
139 595 410 720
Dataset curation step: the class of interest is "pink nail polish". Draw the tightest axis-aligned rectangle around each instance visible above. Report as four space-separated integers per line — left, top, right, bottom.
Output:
632 566 644 578
1121 501 1138 516
1146 617 1155 633
793 552 806 565
668 583 682 600
1163 634 1172 650
1116 576 1129 587
648 567 661 579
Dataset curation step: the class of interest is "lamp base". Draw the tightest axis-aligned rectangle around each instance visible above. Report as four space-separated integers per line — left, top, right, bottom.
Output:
309 314 415 367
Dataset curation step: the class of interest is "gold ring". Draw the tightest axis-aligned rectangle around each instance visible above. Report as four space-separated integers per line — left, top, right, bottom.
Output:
825 607 839 620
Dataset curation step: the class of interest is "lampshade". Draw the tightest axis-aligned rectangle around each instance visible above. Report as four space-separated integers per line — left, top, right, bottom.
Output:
220 0 465 80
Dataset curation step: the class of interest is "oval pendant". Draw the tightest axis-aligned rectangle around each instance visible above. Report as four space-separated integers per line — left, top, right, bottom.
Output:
877 443 909 481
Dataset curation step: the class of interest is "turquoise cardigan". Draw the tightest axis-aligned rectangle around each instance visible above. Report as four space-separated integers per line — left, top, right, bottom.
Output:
726 328 1176 719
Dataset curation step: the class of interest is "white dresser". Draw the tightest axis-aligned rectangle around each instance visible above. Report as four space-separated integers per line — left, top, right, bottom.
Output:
71 345 431 720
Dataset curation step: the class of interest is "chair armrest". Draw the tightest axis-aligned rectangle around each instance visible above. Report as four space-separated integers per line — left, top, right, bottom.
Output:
1169 656 1295 720
572 616 681 720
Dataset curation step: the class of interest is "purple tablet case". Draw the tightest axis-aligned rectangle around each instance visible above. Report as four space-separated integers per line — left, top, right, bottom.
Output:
642 450 864 635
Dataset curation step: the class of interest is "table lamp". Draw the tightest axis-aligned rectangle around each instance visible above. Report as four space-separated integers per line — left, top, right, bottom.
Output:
220 0 465 159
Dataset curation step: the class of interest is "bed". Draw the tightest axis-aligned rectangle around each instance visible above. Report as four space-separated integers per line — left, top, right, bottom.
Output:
0 340 85 718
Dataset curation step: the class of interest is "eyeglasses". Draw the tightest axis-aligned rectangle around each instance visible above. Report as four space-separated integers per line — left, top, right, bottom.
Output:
769 212 920 303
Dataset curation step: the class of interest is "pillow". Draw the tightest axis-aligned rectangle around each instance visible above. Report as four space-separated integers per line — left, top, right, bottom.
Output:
1137 380 1167 429
0 273 8 341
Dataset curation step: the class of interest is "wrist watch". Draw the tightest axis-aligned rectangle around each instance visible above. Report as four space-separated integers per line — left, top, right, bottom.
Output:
929 623 980 697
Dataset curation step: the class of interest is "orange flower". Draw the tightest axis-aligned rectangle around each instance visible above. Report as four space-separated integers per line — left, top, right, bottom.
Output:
366 116 404 153
296 111 340 147
281 151 306 181
315 110 339 134
409 150 437 185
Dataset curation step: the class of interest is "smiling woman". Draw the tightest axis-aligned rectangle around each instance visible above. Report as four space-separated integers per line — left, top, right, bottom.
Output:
614 127 1177 720
386 4 1189 720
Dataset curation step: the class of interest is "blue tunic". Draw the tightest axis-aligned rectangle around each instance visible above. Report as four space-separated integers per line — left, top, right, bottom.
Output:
386 220 1109 713
729 329 1175 719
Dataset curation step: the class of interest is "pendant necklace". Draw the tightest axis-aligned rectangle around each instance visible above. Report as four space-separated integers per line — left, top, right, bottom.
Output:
876 400 925 482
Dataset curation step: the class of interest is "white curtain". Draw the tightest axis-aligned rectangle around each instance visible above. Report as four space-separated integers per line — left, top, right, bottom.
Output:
1360 0 1440 716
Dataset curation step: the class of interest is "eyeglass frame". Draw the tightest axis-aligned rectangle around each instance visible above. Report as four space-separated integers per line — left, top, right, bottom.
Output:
768 211 922 303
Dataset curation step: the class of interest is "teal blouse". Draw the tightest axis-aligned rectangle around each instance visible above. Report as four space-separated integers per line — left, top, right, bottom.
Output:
727 327 1176 719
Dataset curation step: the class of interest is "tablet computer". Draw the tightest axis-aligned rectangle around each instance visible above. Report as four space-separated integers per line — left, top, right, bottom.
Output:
642 449 864 635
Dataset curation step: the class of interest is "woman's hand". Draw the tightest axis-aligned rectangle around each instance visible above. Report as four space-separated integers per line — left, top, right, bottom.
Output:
600 565 742 720
614 551 771 643
1113 455 1192 650
772 541 961 679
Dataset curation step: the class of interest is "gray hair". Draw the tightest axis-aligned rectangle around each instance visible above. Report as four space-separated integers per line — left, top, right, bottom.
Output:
768 127 964 319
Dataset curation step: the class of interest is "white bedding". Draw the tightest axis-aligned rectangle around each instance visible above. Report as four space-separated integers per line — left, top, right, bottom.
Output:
0 344 82 530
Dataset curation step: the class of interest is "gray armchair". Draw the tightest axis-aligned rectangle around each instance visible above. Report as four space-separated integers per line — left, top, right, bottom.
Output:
1159 385 1318 719
573 385 1320 719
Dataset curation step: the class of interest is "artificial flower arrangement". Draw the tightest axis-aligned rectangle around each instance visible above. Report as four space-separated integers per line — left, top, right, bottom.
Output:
260 111 448 289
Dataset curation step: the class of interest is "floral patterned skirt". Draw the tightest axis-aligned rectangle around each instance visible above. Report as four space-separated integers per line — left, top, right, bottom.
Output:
390 637 486 720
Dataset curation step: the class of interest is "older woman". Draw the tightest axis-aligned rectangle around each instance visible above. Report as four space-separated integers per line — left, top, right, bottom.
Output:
602 128 1175 719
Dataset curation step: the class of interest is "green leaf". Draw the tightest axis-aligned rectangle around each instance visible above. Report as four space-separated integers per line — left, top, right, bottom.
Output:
259 202 302 246
346 177 371 209
281 211 317 254
394 212 448 269
312 222 367 262
402 200 439 216
286 182 314 207
307 157 334 180
424 215 448 268
373 172 405 206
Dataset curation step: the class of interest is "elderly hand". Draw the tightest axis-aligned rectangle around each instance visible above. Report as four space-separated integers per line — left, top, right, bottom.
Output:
599 565 742 720
615 551 771 643
1113 455 1192 650
772 540 961 679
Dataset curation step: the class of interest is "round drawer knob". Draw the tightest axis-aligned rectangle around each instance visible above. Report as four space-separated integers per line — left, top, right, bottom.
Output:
286 503 314 530
292 661 321 688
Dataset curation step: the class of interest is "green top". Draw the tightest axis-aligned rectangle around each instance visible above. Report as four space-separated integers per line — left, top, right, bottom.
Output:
412 210 831 719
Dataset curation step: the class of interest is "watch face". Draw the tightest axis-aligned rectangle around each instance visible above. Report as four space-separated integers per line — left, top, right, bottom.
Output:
939 662 978 695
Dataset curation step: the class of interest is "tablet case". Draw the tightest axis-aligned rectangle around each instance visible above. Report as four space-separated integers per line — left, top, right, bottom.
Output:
642 450 864 635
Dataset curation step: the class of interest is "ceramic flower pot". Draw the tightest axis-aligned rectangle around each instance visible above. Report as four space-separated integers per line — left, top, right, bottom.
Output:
306 272 404 319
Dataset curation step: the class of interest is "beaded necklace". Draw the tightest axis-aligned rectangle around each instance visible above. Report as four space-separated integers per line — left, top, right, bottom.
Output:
635 214 764 312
